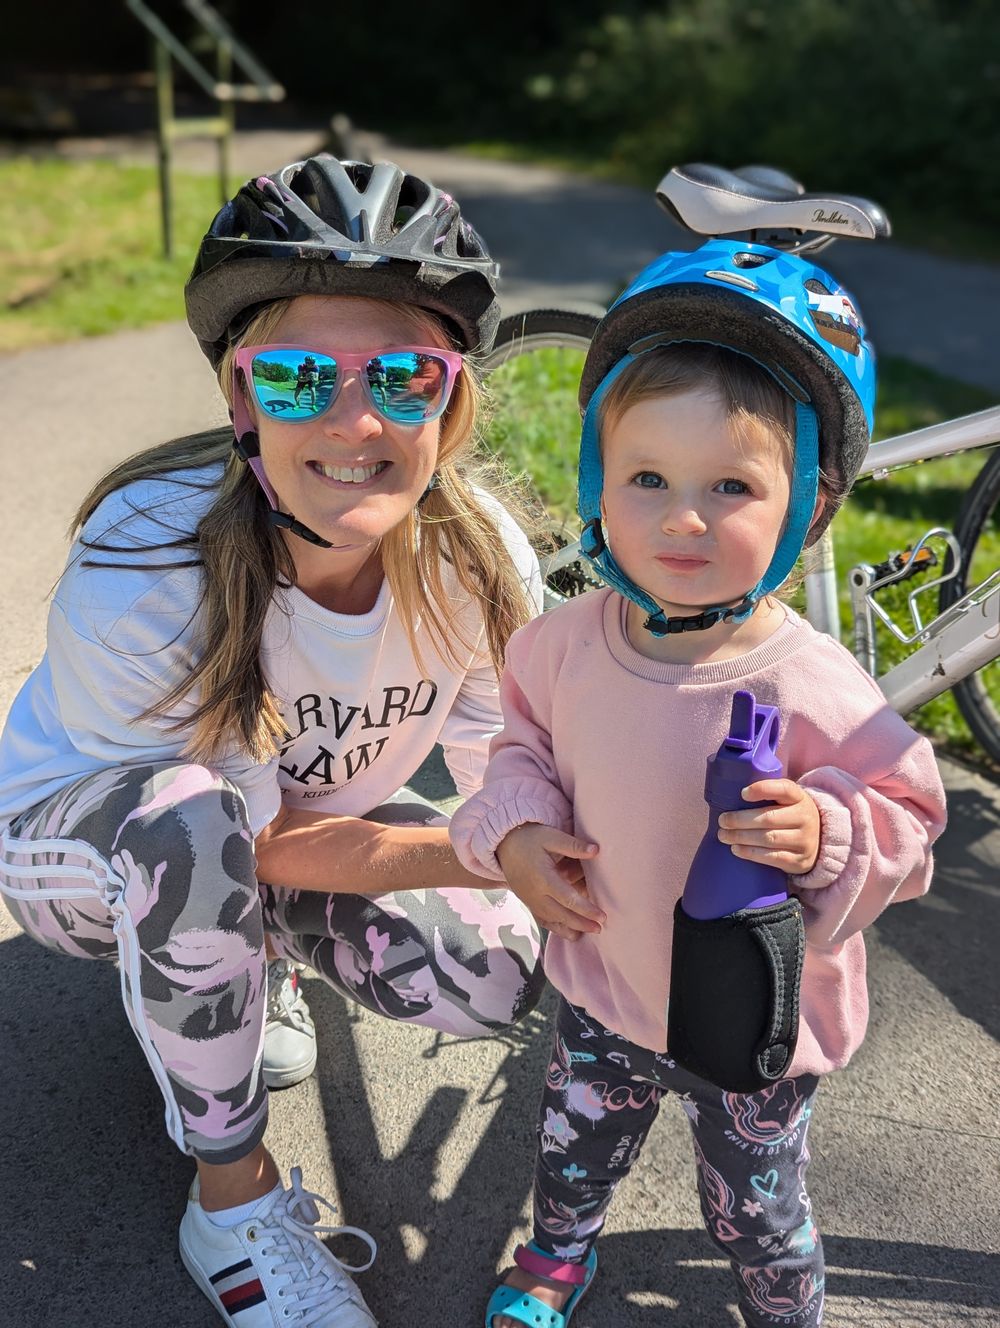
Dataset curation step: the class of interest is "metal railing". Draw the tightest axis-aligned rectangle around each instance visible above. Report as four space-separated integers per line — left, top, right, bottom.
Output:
125 0 285 256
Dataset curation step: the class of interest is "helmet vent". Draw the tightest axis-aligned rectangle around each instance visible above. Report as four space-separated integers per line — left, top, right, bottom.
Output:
733 252 772 268
705 269 760 292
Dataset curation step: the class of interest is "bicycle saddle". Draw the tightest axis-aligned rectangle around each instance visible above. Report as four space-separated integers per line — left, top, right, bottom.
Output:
658 163 891 244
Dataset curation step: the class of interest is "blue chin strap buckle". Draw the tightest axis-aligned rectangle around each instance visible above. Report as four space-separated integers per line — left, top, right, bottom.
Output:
576 348 820 635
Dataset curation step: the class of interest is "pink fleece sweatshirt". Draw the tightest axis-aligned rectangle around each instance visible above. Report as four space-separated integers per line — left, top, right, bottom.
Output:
450 589 947 1077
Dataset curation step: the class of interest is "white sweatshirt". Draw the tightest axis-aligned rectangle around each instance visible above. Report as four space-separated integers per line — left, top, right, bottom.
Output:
0 464 542 835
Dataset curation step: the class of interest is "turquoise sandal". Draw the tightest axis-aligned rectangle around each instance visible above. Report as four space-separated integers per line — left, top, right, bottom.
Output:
484 1241 598 1328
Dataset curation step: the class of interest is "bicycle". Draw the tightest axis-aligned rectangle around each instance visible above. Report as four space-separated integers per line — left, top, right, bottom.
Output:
481 163 1000 766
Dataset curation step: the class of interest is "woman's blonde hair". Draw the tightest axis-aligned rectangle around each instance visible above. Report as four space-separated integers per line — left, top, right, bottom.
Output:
73 297 536 763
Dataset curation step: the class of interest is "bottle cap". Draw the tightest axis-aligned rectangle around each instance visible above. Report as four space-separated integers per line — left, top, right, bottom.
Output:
705 690 782 810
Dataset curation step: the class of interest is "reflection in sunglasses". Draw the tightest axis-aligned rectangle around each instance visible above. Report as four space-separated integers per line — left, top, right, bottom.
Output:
244 346 459 425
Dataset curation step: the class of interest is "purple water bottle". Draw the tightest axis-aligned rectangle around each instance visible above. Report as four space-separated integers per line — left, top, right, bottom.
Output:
681 690 788 921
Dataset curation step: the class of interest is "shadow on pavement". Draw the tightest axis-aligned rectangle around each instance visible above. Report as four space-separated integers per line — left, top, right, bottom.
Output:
874 778 1000 1042
1 924 996 1327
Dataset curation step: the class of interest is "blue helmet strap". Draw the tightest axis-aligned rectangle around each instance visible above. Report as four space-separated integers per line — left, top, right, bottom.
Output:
577 353 820 636
744 400 819 603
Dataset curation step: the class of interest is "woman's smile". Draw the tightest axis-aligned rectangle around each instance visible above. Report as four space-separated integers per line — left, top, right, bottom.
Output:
306 459 390 486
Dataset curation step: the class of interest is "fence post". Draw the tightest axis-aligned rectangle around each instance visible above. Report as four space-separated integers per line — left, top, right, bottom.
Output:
216 37 234 205
153 38 175 259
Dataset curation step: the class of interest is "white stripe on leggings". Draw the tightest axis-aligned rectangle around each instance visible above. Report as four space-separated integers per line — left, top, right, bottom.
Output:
0 827 189 1153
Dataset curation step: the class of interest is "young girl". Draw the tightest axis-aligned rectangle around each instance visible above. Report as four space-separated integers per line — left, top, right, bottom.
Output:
451 240 948 1328
0 156 546 1328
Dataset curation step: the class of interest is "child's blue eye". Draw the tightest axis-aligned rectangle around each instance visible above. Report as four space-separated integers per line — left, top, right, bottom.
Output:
633 471 666 489
718 478 750 495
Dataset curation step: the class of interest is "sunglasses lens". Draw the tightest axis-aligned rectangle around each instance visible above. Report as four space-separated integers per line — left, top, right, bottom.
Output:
368 352 451 422
250 350 337 420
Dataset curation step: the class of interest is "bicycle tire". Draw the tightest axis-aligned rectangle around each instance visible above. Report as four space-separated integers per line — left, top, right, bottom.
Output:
482 308 603 601
938 445 1000 765
485 308 602 364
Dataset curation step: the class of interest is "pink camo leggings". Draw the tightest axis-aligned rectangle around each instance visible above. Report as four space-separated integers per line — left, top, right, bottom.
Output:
0 763 544 1164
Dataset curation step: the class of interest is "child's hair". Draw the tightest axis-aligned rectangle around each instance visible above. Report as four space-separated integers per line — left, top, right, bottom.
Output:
597 342 841 594
600 341 795 456
71 296 537 764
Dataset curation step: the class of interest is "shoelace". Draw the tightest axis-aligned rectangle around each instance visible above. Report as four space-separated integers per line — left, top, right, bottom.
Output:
266 959 310 1028
251 1167 377 1327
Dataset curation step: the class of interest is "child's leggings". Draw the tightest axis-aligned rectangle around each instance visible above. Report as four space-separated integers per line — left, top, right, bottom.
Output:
0 762 544 1166
532 999 824 1328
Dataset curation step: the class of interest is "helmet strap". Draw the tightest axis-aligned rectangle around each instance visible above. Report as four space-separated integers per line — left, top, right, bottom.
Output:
417 472 440 507
268 510 334 547
231 370 334 550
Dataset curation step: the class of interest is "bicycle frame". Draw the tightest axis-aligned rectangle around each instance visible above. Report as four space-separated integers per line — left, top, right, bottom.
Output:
804 404 1000 715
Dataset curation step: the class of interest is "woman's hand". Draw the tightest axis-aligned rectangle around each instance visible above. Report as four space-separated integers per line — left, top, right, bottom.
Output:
716 779 821 876
496 824 603 941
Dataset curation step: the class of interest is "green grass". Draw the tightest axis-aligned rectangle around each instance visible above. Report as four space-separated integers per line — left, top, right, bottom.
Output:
0 158 223 350
482 346 999 766
3 158 997 762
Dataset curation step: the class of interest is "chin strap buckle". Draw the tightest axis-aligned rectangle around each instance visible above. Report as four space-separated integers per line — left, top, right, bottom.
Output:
645 608 728 636
233 431 259 462
579 517 606 559
269 510 333 548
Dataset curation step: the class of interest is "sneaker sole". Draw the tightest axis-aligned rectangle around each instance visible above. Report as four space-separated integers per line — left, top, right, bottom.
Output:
262 1044 318 1090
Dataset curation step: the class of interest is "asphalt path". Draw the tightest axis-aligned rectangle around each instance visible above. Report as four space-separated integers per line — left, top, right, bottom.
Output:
0 130 998 1327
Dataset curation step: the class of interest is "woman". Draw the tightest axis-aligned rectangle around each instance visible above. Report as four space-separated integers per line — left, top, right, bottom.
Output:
0 156 545 1328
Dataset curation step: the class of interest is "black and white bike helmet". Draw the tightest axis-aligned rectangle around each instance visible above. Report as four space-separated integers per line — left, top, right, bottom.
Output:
185 155 501 366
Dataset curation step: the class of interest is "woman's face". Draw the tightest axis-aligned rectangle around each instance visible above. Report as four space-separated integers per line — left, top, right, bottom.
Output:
253 295 445 558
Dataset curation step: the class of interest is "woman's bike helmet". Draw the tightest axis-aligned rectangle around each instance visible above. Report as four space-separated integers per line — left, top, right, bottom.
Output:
183 156 501 548
185 154 501 367
577 238 876 635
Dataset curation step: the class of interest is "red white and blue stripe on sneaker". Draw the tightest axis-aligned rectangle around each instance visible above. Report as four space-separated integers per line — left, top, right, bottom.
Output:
209 1258 268 1315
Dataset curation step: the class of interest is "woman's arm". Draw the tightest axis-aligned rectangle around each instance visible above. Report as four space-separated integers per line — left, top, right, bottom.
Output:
253 805 486 894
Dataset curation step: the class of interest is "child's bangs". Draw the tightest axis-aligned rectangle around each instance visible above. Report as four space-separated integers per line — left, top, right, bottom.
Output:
598 343 795 467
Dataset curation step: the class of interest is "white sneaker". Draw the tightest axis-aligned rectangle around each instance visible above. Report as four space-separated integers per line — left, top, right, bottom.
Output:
179 1167 378 1327
263 959 318 1089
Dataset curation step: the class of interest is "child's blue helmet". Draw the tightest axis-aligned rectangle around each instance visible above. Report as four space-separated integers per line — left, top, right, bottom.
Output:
577 239 876 635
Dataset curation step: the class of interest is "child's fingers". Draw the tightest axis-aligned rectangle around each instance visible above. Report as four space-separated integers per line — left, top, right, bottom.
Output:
740 779 802 805
555 857 589 886
718 824 808 848
718 803 808 833
545 919 585 942
543 830 600 861
544 872 605 928
728 842 817 874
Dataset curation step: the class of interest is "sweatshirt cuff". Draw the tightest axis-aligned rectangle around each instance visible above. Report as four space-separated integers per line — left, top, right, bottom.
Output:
794 785 853 892
450 780 572 880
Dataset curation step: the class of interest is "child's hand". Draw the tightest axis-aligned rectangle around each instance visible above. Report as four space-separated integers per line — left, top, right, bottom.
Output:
716 779 821 877
496 824 604 941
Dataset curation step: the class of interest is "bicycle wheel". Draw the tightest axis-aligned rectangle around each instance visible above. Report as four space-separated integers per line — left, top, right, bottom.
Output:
482 308 599 519
482 308 603 600
938 446 1000 765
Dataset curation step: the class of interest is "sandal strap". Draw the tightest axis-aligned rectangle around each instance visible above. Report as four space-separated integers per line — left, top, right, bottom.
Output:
514 1243 590 1286
485 1284 569 1328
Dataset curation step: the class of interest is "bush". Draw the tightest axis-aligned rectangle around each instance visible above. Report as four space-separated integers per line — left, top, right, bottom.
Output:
521 0 1000 228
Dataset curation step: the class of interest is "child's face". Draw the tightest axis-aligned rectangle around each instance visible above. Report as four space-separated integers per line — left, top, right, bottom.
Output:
600 388 792 617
